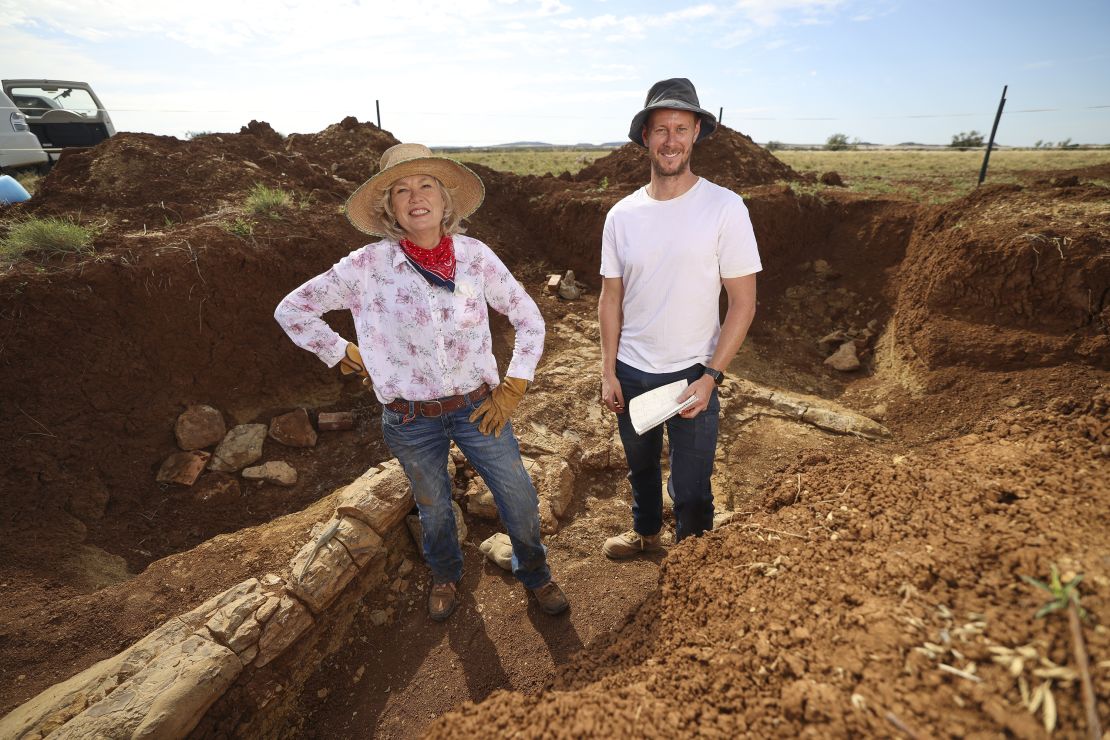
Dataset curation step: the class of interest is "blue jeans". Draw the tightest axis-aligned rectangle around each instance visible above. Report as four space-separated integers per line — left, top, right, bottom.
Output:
615 359 719 541
381 400 550 590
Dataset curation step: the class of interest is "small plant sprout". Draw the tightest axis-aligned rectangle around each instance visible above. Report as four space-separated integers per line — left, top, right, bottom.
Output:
1021 565 1102 738
1021 564 1084 619
224 218 255 238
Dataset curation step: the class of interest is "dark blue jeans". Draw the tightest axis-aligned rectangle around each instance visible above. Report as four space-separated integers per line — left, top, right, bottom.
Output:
381 401 550 590
615 359 719 541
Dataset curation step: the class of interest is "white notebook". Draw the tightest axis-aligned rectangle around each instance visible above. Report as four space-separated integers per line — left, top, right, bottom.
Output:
629 379 698 435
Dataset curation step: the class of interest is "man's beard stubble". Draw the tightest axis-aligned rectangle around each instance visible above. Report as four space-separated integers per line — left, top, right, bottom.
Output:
649 150 691 179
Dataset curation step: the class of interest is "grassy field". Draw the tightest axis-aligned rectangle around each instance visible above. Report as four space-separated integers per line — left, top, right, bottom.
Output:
442 147 1110 202
444 148 611 177
16 146 1109 202
773 149 1110 202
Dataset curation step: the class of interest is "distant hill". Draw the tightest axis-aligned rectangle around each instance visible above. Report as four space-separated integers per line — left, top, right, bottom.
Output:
433 142 621 153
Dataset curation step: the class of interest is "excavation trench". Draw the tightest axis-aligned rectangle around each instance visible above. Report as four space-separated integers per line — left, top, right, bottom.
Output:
2 123 1107 738
0 180 914 735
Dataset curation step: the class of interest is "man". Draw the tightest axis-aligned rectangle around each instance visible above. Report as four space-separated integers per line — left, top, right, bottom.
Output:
599 78 761 558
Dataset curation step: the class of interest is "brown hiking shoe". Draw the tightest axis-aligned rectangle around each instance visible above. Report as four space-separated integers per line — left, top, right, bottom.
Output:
530 580 569 615
428 581 458 621
602 530 662 560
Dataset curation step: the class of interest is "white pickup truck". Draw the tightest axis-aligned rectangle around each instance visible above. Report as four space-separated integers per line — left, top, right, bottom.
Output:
0 79 116 172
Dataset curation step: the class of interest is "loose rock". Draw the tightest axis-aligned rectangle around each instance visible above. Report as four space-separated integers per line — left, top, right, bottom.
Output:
824 341 861 372
557 270 584 300
209 424 268 473
157 450 211 486
466 478 499 520
479 533 514 571
242 461 298 487
268 408 317 447
318 411 355 431
174 404 226 450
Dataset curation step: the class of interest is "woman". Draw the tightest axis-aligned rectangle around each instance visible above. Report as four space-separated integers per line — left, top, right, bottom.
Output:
275 143 567 620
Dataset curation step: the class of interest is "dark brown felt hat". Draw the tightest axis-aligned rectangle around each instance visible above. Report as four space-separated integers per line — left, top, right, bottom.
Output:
628 78 717 147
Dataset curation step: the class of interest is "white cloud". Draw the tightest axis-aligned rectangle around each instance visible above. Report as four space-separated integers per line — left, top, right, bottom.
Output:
538 0 572 15
558 4 718 40
733 0 845 27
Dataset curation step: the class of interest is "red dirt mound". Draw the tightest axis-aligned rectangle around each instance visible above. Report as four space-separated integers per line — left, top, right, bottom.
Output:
285 116 401 185
893 182 1110 370
430 395 1110 738
24 119 399 228
575 124 798 189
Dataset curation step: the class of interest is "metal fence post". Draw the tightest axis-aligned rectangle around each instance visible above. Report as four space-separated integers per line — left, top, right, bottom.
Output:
978 85 1008 186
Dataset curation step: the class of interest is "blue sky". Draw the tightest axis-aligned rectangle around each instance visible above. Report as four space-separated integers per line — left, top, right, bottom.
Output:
3 0 1108 146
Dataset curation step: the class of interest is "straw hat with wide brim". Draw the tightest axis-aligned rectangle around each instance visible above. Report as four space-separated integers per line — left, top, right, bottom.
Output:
345 143 485 237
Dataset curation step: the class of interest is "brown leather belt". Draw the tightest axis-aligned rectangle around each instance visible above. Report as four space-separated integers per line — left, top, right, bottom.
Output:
384 383 491 418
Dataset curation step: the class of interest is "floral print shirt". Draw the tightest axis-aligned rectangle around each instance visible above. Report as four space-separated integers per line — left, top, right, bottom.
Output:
274 235 545 404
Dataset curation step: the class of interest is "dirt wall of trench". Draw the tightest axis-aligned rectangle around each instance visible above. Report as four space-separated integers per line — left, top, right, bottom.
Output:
892 182 1110 371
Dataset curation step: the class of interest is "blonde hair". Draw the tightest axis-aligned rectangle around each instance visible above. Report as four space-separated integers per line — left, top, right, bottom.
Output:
372 176 466 242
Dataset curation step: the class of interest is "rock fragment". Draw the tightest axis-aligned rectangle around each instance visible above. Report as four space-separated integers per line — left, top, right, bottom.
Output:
318 411 355 431
557 270 584 300
175 404 226 450
157 450 211 486
242 461 298 487
209 424 268 472
479 533 514 571
268 408 317 447
824 341 861 371
466 478 499 520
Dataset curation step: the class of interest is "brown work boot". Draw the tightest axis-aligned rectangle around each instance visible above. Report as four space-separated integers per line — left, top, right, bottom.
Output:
428 581 458 621
602 530 662 560
530 580 569 615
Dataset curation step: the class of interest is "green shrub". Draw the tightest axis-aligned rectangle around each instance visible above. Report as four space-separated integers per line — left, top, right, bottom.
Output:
949 130 984 148
0 217 98 261
824 133 852 151
245 183 292 216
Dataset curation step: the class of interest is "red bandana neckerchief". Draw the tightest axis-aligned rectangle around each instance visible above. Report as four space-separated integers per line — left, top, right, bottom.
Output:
399 234 456 291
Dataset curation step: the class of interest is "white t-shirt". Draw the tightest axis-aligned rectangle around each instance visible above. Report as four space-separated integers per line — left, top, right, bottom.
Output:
600 177 762 373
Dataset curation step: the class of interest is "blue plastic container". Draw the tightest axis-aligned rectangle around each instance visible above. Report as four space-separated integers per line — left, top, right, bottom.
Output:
0 174 32 204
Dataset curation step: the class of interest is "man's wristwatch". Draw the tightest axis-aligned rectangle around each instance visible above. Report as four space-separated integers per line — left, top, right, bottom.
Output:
702 366 724 385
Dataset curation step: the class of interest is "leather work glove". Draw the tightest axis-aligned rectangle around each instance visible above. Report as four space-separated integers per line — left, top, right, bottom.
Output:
338 343 368 378
469 377 528 437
